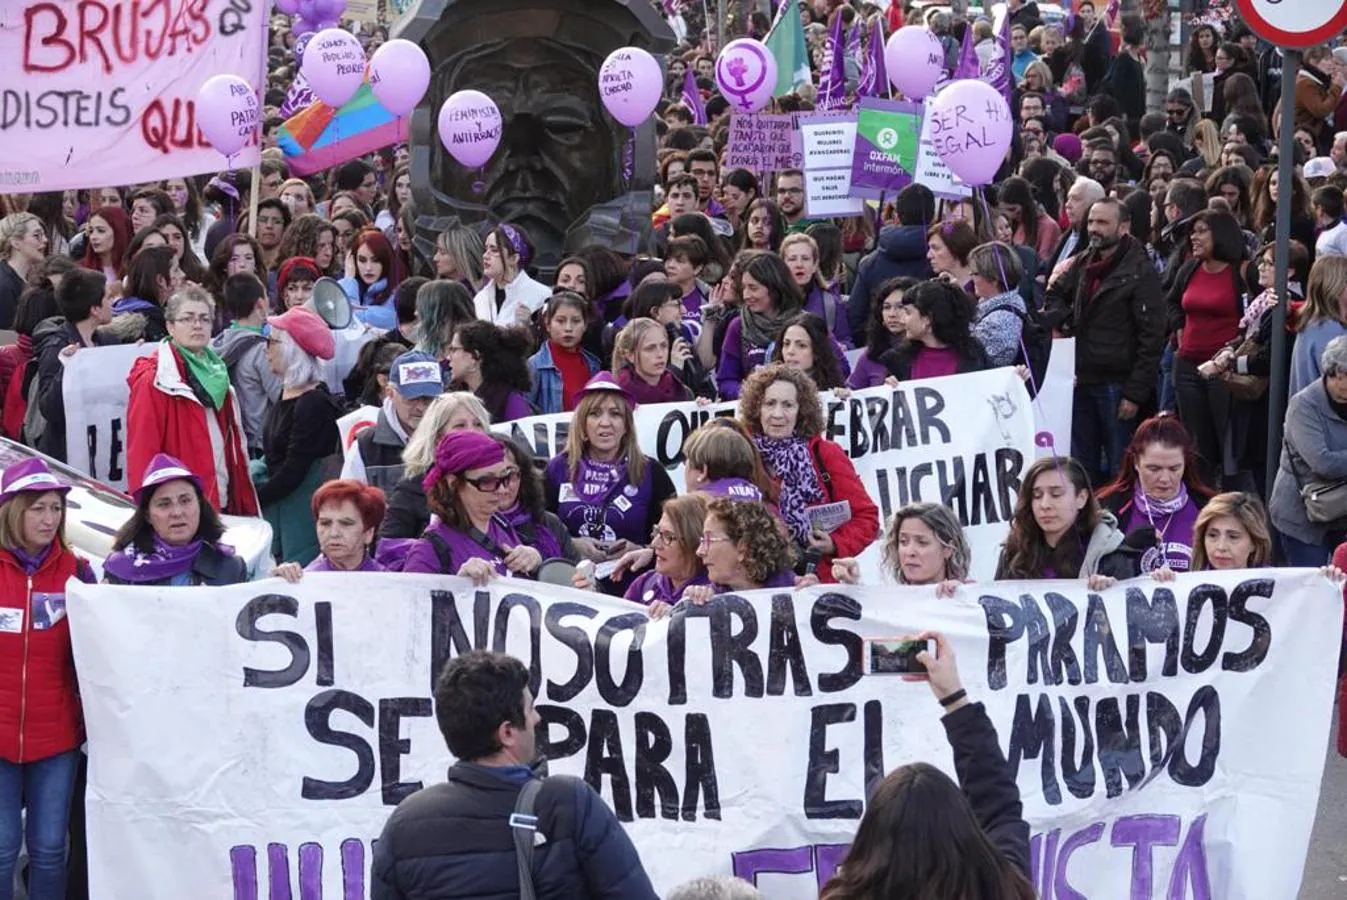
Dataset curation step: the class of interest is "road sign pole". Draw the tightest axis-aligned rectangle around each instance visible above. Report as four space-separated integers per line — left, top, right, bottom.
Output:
1265 48 1298 494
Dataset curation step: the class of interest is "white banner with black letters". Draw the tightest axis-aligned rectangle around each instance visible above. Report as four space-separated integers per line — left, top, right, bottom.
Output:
62 342 156 490
68 570 1339 899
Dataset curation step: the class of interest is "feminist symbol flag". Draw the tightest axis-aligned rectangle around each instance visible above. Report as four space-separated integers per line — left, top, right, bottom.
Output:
816 12 846 109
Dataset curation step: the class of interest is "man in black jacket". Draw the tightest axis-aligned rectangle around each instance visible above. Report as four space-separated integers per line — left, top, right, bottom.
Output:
31 269 116 462
372 650 658 900
1044 198 1165 488
847 183 935 341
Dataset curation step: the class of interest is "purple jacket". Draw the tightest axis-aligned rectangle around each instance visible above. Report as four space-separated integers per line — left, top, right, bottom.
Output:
401 520 518 575
624 569 710 606
715 316 767 400
847 350 889 389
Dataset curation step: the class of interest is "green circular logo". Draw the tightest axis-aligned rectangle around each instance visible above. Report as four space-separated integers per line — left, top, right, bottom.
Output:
876 127 899 151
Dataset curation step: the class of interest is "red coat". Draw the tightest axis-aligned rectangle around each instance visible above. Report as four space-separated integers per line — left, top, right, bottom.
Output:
126 343 259 516
0 336 31 440
0 544 89 763
804 435 880 583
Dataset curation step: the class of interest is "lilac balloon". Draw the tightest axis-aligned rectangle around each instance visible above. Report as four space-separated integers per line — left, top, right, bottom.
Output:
274 0 301 13
313 18 339 31
715 39 777 113
312 0 345 18
598 47 662 128
927 78 1013 186
369 40 430 116
438 90 502 168
196 75 259 158
885 27 944 100
298 0 317 20
300 28 366 109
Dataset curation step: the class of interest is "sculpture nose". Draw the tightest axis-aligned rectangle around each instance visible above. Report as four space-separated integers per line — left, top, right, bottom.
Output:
503 113 546 165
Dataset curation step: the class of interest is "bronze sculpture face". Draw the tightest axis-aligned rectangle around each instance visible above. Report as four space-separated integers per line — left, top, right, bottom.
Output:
398 0 674 271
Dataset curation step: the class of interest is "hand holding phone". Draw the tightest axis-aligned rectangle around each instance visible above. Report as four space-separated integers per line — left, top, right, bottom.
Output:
863 637 935 675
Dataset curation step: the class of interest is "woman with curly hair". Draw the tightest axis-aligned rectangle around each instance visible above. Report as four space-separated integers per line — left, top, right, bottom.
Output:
833 502 971 594
769 311 846 391
738 364 878 580
279 214 338 277
445 320 534 422
687 497 797 597
881 280 990 381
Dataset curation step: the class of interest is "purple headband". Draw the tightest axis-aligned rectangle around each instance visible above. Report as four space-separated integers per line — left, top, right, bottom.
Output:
498 223 531 268
422 431 506 494
208 176 240 202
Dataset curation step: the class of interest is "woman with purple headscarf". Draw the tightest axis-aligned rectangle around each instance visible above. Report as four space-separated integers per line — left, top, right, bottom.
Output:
470 224 551 327
400 430 543 582
103 453 247 587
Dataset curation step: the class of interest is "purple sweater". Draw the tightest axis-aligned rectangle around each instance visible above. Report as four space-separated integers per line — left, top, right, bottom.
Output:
847 350 889 389
715 316 767 400
401 520 518 575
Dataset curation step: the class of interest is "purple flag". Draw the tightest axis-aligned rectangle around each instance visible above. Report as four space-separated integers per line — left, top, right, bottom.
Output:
681 67 708 125
816 11 846 109
1105 0 1119 23
987 10 1013 111
953 22 978 80
845 21 861 66
858 20 888 98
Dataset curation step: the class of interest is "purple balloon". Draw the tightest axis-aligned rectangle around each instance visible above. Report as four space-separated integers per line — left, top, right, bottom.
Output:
196 75 259 158
927 78 1013 187
715 39 777 114
885 27 944 100
297 0 317 20
369 40 430 116
313 0 345 18
313 18 339 31
274 0 301 13
300 27 366 109
438 90 502 168
598 47 662 128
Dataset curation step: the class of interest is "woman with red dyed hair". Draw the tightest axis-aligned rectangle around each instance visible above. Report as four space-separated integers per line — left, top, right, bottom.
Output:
79 205 132 281
338 227 403 330
273 479 388 579
1096 414 1217 575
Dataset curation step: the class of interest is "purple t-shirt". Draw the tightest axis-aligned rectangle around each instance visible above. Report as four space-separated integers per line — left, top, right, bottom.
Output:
910 346 961 380
847 350 889 389
401 520 520 575
499 391 534 423
681 285 707 321
1126 497 1200 573
624 569 710 606
713 568 795 593
545 454 666 547
306 554 385 572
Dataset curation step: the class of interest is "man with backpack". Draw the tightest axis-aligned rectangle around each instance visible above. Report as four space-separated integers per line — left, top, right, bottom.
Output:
29 269 116 462
211 273 281 458
1043 198 1166 488
371 650 658 900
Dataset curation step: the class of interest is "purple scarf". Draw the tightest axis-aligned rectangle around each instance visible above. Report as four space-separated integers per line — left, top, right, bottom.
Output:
575 457 629 506
1134 482 1190 519
11 543 52 575
754 435 824 547
497 504 564 560
103 536 206 583
618 367 689 405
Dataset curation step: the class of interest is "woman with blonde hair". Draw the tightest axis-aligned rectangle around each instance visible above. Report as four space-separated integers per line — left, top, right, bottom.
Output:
278 178 316 218
1151 492 1270 577
1183 119 1223 175
544 372 676 563
0 213 47 327
614 317 693 404
1289 256 1347 395
780 232 852 347
433 224 485 292
833 502 971 594
380 391 491 539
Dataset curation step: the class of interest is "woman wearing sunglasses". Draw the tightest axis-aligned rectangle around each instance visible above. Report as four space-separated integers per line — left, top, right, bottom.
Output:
399 430 542 583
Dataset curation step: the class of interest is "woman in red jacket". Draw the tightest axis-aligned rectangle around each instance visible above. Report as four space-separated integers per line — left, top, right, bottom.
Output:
737 364 879 582
0 458 94 900
125 286 258 516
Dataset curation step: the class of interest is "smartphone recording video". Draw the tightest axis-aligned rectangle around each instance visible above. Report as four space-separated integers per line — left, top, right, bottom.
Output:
864 638 935 675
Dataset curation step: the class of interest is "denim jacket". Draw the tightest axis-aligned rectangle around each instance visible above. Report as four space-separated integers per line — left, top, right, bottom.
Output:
527 341 600 414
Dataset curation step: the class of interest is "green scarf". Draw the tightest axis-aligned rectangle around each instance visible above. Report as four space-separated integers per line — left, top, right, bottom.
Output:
174 341 230 409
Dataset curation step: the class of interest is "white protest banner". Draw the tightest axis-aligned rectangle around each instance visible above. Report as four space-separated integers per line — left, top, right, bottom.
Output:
0 1 268 191
62 342 156 490
797 111 865 217
1035 338 1074 457
499 369 1037 580
67 569 1342 899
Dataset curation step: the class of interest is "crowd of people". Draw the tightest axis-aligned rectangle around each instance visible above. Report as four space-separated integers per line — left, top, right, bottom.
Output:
2 0 1347 898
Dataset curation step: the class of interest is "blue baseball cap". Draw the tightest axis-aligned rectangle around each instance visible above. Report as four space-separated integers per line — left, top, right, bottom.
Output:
390 351 445 400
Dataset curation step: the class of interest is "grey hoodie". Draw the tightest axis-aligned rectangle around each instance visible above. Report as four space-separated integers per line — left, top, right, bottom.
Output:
212 325 282 454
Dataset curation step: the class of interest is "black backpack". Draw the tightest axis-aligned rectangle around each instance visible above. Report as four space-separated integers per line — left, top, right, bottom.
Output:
1007 306 1053 398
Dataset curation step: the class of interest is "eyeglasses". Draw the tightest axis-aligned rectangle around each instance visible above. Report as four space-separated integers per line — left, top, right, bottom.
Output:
651 528 679 547
463 469 520 493
173 314 212 325
698 533 733 549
